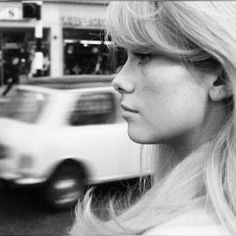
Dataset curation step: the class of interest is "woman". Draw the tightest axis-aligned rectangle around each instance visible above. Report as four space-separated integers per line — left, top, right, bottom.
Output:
70 2 236 235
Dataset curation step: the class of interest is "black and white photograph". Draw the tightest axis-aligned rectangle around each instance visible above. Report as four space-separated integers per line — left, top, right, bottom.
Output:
0 0 235 235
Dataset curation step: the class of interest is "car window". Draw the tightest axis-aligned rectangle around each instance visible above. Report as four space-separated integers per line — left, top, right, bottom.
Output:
0 88 49 123
69 92 116 126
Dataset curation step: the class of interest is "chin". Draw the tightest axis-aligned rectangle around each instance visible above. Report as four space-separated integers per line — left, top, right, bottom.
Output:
127 129 160 144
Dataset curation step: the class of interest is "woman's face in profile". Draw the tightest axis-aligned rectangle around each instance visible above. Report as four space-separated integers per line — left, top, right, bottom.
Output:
113 50 212 147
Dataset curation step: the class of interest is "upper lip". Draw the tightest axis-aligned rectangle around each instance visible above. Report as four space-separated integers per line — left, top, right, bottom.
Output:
121 103 138 113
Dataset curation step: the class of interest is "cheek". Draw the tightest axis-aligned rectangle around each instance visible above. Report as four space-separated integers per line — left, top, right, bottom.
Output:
127 64 209 144
166 92 207 129
133 86 208 143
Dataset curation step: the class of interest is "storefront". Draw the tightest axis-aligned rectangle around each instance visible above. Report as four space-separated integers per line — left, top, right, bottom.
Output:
0 28 50 83
62 17 126 76
0 1 50 85
0 0 124 85
61 3 126 76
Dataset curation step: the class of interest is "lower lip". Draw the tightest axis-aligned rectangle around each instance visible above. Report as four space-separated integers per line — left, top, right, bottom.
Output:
121 108 138 118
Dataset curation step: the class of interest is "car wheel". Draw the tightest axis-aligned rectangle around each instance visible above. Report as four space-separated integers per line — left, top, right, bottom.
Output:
44 163 86 210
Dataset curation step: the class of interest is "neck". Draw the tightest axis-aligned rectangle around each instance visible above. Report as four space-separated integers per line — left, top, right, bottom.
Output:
156 142 212 181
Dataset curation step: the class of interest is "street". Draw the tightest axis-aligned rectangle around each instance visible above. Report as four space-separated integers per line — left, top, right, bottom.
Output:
0 182 74 235
0 178 141 235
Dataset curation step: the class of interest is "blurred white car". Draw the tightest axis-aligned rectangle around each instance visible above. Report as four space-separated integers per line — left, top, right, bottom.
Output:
0 82 154 209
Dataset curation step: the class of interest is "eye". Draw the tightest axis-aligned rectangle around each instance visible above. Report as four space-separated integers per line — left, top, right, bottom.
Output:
132 52 153 65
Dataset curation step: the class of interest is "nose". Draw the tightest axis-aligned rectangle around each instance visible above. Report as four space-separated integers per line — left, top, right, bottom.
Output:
112 68 135 95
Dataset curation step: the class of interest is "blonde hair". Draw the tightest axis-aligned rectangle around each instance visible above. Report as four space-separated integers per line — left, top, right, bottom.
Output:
70 2 236 234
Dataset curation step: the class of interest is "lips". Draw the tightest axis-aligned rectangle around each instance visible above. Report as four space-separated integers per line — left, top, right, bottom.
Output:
121 103 138 113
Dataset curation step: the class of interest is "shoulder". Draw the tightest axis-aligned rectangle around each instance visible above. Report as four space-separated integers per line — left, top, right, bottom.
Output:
143 209 231 235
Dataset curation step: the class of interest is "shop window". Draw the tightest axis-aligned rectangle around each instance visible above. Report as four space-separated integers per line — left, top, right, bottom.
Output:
63 29 127 75
0 28 50 85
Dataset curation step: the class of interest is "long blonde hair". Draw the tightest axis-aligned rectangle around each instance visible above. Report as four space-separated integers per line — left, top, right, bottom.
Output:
70 2 236 234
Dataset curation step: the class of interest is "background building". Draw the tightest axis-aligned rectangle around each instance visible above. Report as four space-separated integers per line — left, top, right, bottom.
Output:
0 0 125 85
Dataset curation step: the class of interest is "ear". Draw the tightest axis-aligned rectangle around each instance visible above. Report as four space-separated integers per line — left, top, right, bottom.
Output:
209 72 233 102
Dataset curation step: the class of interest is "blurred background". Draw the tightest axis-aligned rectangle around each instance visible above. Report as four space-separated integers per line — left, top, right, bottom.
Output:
0 0 126 86
0 1 152 235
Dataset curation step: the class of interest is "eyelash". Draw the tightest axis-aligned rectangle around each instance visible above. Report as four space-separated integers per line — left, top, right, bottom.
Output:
132 52 153 65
